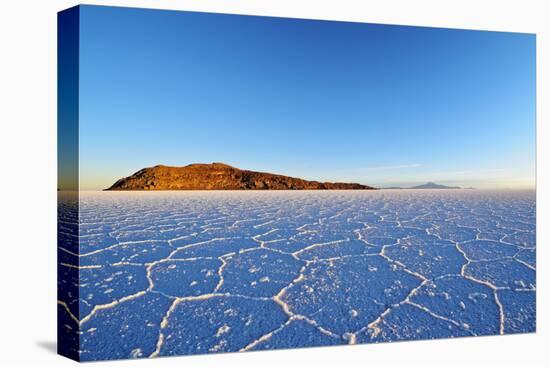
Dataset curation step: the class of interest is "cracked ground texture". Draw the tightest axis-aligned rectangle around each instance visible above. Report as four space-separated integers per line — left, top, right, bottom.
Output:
57 190 536 361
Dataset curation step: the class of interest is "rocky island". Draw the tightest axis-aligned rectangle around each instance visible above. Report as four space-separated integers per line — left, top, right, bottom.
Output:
105 163 376 191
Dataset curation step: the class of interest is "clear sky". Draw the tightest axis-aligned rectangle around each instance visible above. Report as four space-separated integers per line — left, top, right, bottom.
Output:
77 5 536 190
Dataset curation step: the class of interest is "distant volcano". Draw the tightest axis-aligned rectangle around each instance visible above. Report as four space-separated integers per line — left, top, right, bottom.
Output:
410 182 461 189
106 163 376 191
383 182 462 189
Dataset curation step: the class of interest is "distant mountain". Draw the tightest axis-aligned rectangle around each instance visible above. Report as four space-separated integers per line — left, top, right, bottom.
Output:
410 182 461 189
106 163 376 191
380 182 462 189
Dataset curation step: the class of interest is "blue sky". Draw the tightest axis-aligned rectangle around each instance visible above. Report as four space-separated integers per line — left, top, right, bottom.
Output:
78 5 535 190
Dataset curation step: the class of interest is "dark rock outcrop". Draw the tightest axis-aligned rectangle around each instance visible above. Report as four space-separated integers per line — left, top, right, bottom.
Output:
106 163 375 191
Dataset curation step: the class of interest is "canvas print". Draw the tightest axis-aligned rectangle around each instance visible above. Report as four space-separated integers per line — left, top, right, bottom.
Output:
57 5 536 362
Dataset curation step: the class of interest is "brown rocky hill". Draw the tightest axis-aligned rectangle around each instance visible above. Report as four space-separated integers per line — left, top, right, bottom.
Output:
105 163 376 190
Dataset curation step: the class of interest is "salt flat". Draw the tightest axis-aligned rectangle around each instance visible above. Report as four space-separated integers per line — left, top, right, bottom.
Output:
58 190 536 361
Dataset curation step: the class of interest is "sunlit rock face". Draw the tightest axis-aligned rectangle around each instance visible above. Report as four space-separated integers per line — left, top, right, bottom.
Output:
58 190 536 361
105 163 375 190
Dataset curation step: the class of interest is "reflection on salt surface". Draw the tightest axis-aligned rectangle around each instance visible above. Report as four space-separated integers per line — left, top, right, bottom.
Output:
59 190 536 361
57 192 80 360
